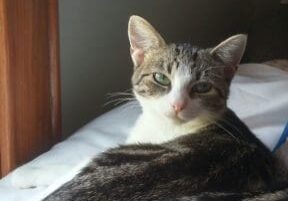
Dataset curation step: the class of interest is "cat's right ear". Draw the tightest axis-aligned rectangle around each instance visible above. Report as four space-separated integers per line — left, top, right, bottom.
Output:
210 34 247 81
210 34 247 67
128 15 166 67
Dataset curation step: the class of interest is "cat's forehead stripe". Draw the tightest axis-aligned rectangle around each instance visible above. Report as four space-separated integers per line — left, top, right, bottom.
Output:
169 43 199 73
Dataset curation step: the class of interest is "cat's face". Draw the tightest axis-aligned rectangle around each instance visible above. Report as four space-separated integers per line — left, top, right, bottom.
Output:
128 16 247 122
132 45 228 122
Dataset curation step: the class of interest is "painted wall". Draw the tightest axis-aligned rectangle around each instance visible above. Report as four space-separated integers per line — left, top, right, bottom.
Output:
59 0 257 136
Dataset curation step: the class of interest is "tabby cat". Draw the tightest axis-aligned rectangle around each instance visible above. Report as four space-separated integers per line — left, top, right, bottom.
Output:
43 16 288 201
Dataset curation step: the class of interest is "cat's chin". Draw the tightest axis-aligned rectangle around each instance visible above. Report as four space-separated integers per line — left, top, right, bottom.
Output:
164 112 195 124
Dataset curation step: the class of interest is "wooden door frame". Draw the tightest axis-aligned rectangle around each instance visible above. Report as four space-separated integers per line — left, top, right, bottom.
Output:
0 0 61 176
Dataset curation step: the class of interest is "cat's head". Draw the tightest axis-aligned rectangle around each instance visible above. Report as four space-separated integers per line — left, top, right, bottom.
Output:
128 16 247 123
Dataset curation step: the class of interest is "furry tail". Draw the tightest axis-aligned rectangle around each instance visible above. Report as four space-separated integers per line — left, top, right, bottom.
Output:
173 188 288 201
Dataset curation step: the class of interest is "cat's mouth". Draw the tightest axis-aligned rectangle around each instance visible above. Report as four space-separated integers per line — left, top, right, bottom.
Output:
165 108 210 124
166 111 192 123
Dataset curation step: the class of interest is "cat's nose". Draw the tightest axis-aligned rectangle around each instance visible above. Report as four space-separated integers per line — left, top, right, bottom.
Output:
172 101 186 113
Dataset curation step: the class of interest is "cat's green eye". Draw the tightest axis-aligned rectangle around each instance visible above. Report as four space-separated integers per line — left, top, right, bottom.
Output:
192 82 212 94
153 73 170 86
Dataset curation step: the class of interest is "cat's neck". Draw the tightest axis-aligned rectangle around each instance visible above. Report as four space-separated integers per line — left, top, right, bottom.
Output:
126 109 214 144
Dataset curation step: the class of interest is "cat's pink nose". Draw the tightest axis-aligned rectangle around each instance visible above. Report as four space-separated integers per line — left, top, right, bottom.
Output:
172 101 186 113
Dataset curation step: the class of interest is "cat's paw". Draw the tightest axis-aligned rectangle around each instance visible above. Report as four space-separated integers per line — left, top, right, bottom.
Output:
11 164 71 189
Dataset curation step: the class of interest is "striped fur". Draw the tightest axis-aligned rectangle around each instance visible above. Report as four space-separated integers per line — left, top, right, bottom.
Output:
42 16 288 201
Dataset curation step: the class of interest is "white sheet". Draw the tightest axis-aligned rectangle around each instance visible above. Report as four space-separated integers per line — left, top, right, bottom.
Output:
1 63 288 201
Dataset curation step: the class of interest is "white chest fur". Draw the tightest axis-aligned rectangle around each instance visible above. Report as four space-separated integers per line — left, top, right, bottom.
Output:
126 112 208 144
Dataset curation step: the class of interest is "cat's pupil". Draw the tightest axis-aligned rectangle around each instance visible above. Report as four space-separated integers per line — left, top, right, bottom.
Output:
192 82 212 93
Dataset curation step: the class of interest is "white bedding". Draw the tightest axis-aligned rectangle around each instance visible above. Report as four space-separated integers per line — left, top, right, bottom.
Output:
0 63 288 201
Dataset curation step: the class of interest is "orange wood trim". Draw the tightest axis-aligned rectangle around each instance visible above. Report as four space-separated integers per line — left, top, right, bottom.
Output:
0 0 61 176
48 0 62 142
0 0 16 176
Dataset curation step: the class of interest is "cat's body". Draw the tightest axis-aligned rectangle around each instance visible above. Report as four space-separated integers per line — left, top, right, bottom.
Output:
42 16 288 200
43 109 287 201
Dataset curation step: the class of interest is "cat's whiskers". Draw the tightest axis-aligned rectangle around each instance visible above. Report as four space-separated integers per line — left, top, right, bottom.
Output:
106 90 134 98
104 89 136 107
103 97 136 107
208 119 240 143
217 118 244 138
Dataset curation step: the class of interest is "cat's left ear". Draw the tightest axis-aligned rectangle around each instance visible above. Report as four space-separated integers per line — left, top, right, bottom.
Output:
128 15 166 67
210 34 247 78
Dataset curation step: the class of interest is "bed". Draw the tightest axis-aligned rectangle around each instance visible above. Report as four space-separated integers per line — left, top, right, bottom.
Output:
0 63 288 201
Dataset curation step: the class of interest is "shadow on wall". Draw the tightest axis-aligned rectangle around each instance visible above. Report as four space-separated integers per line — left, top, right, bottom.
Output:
60 0 282 137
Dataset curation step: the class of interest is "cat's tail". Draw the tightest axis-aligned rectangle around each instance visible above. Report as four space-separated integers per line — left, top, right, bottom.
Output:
172 188 288 201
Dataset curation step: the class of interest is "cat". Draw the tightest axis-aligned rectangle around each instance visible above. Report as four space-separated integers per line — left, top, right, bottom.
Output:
42 15 288 201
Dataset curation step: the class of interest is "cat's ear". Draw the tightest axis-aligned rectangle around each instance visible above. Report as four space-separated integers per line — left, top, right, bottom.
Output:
210 34 247 67
128 15 166 67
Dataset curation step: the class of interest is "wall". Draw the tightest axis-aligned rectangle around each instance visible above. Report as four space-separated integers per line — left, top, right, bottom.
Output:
59 0 255 137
